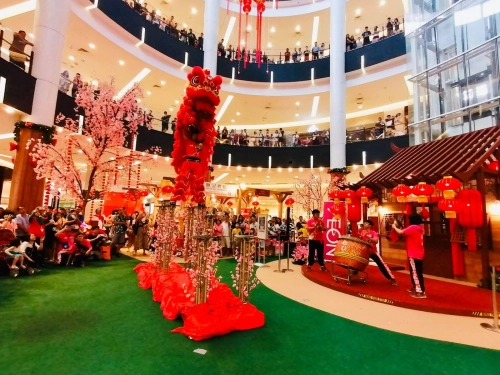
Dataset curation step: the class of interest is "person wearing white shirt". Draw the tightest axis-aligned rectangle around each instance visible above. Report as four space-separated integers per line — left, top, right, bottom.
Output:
272 130 280 147
292 131 300 146
258 130 264 146
221 215 231 256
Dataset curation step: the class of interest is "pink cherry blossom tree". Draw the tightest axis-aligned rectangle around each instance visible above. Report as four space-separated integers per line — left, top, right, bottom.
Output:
28 80 160 213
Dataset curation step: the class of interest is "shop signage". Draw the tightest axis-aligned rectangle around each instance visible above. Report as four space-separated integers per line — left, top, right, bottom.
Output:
204 182 236 197
254 189 271 197
322 201 347 262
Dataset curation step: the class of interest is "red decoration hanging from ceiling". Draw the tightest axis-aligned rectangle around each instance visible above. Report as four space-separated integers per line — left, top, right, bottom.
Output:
240 0 252 68
436 176 461 198
456 189 483 251
253 0 266 68
355 186 373 204
343 189 355 204
284 197 294 206
392 184 411 202
437 198 460 219
347 196 362 236
328 189 343 203
412 182 434 203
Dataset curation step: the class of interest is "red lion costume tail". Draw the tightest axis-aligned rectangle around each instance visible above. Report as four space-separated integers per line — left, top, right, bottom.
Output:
170 67 222 203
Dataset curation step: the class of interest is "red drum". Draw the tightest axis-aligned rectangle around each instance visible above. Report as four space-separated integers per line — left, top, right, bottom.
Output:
334 236 371 271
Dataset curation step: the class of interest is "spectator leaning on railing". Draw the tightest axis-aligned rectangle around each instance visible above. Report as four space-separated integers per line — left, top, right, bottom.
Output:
9 30 34 71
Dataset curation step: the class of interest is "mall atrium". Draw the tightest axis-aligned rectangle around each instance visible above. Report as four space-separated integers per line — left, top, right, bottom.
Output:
0 0 499 374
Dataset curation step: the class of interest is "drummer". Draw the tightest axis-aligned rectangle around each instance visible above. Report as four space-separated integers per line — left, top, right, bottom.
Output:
306 209 327 272
359 220 398 286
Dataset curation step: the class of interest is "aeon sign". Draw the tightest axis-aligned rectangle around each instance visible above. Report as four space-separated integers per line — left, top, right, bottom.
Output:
322 201 346 262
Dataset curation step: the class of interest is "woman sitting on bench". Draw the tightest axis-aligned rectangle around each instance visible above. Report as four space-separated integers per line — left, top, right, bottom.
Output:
3 238 26 270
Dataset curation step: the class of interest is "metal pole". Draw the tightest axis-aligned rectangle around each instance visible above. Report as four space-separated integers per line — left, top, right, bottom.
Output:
285 206 294 272
481 266 500 333
273 239 284 273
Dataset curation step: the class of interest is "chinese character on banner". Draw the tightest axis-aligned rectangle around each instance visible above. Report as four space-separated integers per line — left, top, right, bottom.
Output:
323 201 346 262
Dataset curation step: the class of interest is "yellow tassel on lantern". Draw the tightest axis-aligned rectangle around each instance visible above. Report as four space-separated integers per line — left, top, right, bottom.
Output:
334 199 340 204
334 214 340 220
417 196 429 203
445 211 457 218
443 190 455 199
361 197 368 203
397 197 407 203
345 198 351 204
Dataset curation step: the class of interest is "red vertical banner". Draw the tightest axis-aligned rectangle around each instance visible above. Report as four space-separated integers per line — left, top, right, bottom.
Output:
323 201 346 262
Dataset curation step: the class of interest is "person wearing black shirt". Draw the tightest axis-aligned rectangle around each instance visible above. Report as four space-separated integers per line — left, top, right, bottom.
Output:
161 111 171 133
198 33 204 50
86 227 107 260
362 27 372 46
187 29 196 46
171 118 177 133
218 39 225 56
386 17 394 36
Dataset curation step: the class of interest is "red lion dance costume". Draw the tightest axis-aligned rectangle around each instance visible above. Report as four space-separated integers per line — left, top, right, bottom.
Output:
171 67 223 203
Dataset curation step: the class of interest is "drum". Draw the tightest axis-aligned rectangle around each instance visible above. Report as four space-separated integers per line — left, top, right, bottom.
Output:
334 236 372 271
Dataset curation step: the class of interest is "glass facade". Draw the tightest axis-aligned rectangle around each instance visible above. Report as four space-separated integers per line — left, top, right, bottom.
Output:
406 0 500 144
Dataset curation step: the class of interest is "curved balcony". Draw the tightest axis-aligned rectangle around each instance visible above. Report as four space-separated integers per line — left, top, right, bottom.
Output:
94 0 406 83
135 127 410 167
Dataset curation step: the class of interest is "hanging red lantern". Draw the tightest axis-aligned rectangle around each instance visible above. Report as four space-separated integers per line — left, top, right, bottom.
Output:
161 185 174 194
347 196 362 236
328 189 343 203
392 184 411 202
487 160 499 172
253 0 266 67
343 189 355 204
252 201 259 206
456 189 483 251
330 203 345 220
284 197 295 206
412 182 434 203
227 201 233 207
437 198 461 219
420 207 430 220
436 176 461 199
355 186 373 204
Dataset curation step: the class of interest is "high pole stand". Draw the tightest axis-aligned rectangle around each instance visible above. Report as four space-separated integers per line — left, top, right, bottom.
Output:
285 240 294 272
192 235 216 304
255 239 269 268
481 266 500 333
284 207 294 272
273 240 285 273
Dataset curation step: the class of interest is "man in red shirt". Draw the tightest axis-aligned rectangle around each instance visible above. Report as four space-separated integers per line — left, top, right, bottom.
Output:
70 232 92 267
55 224 75 265
359 220 397 285
306 209 327 271
393 214 426 298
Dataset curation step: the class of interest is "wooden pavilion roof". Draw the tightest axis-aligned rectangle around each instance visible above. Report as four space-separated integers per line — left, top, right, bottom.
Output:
358 127 500 190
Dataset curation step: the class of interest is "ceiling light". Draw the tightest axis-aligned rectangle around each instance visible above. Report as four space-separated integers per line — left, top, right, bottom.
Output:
247 25 252 31
29 33 34 38
231 119 235 123
278 167 282 172
319 167 324 171
295 41 300 46
242 174 246 177
57 127 63 133
295 114 299 117
236 178 239 181
358 104 363 109
380 0 386 5
183 23 187 28
311 96 320 117
137 99 141 103
270 27 275 33
267 42 272 48
119 60 125 65
295 102 300 106
294 176 298 178
247 167 252 171
147 91 151 95
87 137 92 142
288 167 292 172
236 112 240 115
175 100 179 104
355 9 361 16
240 40 246 45
144 168 148 172
5 107 14 114
295 25 300 32
161 81 165 85
69 55 75 61
257 167 262 171
266 176 269 178
355 28 360 34
89 43 95 49
299 167 304 172
91 79 99 86
77 149 83 153
191 7 197 14
237 166 241 170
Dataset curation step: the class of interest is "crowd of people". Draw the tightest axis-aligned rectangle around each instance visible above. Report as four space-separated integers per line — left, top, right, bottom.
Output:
214 127 330 147
346 17 403 51
0 205 158 273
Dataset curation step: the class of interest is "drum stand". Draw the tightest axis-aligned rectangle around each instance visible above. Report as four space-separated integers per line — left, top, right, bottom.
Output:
331 261 367 286
480 266 500 333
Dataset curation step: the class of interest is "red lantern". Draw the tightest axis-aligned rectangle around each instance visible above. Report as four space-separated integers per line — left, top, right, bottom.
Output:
330 203 345 220
436 176 461 199
412 182 434 203
420 207 430 220
9 142 17 151
486 160 499 172
252 201 259 206
227 201 233 207
392 184 411 203
161 185 174 194
456 189 483 251
328 189 343 203
343 189 355 204
437 198 460 219
284 197 294 206
355 186 373 204
347 196 362 236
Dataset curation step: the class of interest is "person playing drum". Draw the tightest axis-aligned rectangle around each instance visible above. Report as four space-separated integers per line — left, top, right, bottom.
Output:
359 219 398 286
306 209 327 272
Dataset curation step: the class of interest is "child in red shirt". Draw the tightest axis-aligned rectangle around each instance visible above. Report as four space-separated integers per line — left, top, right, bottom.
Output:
393 213 426 298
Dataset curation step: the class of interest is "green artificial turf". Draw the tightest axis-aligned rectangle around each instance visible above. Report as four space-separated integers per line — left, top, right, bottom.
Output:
0 256 498 375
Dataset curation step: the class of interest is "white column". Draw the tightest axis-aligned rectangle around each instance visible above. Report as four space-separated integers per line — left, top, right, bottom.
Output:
29 0 70 125
329 0 347 168
203 0 219 74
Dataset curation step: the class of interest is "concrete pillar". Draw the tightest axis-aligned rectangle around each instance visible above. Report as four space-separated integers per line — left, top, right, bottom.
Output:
329 0 347 168
202 0 219 74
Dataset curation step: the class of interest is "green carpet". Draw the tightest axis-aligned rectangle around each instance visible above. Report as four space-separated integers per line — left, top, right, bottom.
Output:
0 257 498 375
